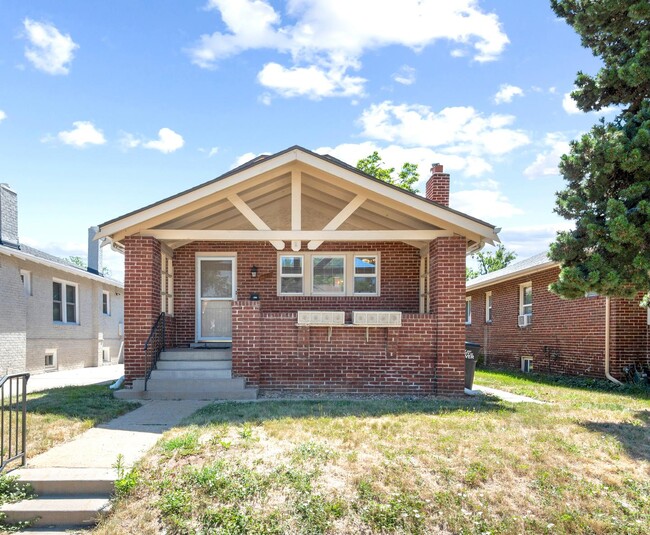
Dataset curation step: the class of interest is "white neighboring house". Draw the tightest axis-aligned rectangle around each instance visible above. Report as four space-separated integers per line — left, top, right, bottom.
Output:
0 183 124 375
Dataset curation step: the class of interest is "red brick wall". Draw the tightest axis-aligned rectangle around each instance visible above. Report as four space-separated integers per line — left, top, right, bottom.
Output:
123 236 161 385
429 236 467 395
465 267 650 379
172 240 421 347
232 302 437 394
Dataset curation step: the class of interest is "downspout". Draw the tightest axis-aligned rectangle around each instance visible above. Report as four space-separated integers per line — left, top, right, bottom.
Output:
604 296 622 385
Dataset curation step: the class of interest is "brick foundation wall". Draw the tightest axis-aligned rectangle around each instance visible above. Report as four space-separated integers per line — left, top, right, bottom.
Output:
466 267 650 379
430 236 467 395
123 236 161 385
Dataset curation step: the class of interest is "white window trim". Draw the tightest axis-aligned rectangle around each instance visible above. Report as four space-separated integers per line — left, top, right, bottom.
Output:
519 282 532 317
102 290 111 315
20 269 32 297
161 249 174 316
465 296 472 325
353 254 379 296
53 278 79 324
485 291 492 323
277 252 380 297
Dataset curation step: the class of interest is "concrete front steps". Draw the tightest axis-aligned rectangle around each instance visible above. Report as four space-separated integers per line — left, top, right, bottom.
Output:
1 468 115 530
115 348 258 401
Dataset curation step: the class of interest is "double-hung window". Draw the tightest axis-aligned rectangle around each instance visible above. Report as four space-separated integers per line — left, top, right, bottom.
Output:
485 291 493 323
519 282 532 317
161 251 174 315
280 255 304 294
354 255 378 294
102 290 111 315
465 297 472 325
53 280 78 324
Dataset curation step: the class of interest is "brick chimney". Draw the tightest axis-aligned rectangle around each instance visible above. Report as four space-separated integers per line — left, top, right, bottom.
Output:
0 183 19 249
425 163 449 206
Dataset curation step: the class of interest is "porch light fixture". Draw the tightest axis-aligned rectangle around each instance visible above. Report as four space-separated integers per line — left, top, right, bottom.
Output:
251 265 258 278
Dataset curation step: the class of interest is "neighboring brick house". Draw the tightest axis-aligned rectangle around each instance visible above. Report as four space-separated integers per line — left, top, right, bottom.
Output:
0 184 124 375
96 146 499 398
465 252 650 381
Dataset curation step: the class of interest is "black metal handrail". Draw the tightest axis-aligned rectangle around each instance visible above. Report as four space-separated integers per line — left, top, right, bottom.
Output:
144 312 166 391
0 372 30 472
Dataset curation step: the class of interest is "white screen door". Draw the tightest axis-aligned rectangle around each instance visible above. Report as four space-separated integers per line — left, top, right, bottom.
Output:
197 257 236 342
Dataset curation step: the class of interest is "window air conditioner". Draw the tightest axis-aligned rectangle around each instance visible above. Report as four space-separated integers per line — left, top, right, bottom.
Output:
518 314 532 327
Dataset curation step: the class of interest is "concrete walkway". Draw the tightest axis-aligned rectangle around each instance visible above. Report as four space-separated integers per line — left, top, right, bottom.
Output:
28 399 209 469
27 364 125 394
467 384 547 404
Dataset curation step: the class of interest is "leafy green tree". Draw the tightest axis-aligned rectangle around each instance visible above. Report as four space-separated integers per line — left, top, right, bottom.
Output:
548 1 650 304
66 255 112 277
466 244 517 280
356 151 420 193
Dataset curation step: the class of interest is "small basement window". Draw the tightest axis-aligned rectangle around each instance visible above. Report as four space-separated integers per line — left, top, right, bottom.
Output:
44 349 57 370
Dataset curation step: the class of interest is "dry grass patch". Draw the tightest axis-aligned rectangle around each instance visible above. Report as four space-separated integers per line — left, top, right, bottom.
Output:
96 374 649 534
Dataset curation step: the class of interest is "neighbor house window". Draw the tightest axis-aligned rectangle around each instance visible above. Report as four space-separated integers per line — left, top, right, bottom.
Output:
277 252 380 297
44 349 57 370
53 279 78 324
161 251 174 315
353 255 378 295
485 291 493 322
519 282 532 317
102 290 110 315
20 269 31 297
279 255 304 295
312 255 345 295
465 297 472 324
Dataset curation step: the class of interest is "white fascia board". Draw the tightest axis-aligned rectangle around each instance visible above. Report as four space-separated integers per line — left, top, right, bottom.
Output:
466 261 557 292
0 245 124 288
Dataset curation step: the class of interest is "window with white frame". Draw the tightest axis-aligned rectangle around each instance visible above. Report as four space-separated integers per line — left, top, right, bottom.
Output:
353 255 378 294
278 252 380 296
20 269 31 297
53 279 78 323
519 282 532 317
485 291 493 322
465 297 472 324
102 290 110 315
279 255 304 294
161 251 174 315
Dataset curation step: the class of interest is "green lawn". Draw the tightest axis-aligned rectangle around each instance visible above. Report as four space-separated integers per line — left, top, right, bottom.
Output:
95 371 649 534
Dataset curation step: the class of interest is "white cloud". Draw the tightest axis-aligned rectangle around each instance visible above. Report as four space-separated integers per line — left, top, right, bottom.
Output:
0 110 6 123
231 151 268 169
189 0 509 98
392 65 416 86
562 92 580 114
494 84 523 104
359 100 530 158
23 19 78 75
142 128 185 154
44 121 106 148
524 132 570 179
257 62 365 99
199 146 220 157
451 188 523 220
118 132 142 150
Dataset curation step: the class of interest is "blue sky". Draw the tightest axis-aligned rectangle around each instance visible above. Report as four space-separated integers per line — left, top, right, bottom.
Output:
0 0 610 280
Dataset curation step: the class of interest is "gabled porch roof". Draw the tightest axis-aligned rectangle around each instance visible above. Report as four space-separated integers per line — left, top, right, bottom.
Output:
97 145 499 252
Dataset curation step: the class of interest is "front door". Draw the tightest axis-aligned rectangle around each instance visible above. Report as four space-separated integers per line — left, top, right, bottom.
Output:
196 256 236 342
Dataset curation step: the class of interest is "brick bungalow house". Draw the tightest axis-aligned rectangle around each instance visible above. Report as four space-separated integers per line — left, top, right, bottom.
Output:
465 251 650 381
0 183 124 375
96 146 499 399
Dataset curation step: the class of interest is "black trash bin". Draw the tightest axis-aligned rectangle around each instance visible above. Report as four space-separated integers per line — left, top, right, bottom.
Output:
464 342 481 390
